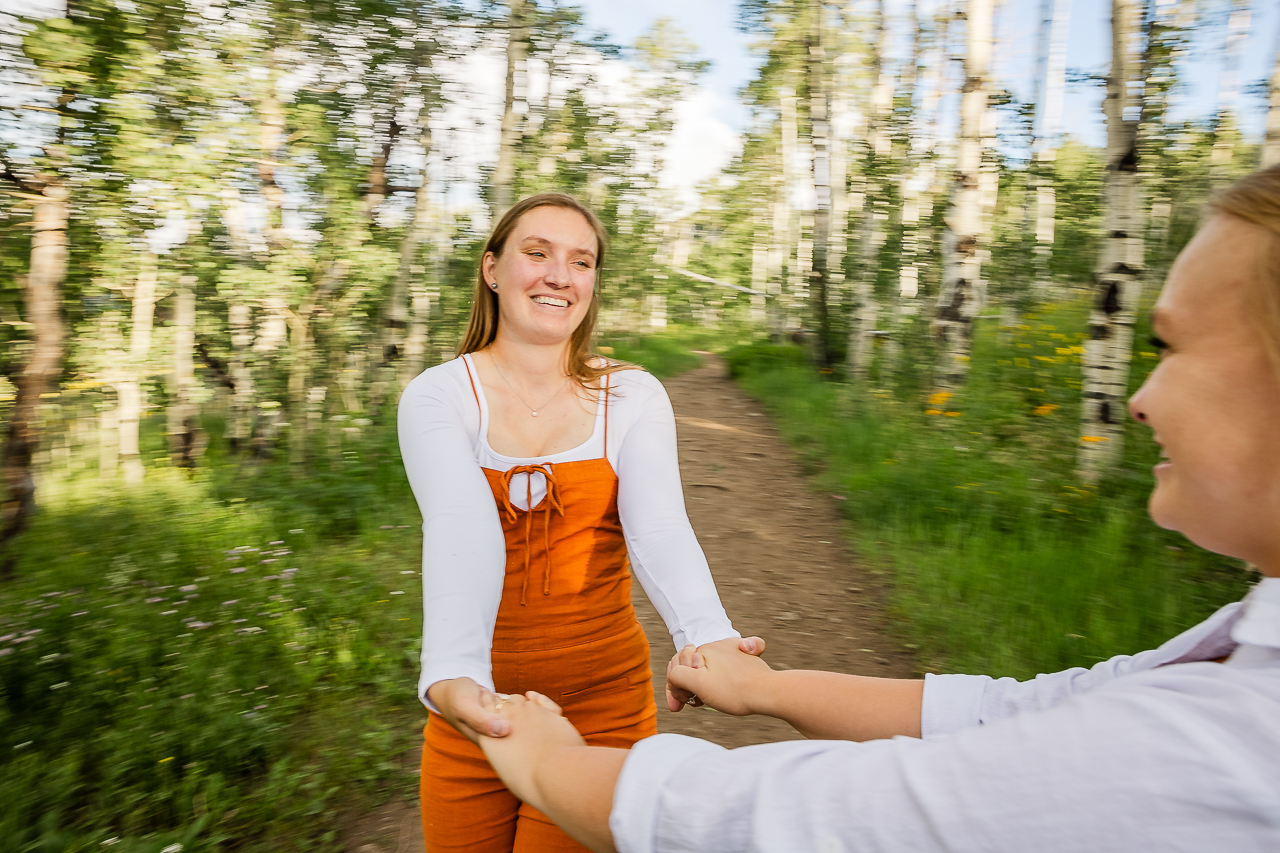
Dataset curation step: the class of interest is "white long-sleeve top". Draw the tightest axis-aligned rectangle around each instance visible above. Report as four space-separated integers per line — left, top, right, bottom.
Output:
398 355 739 707
611 578 1280 853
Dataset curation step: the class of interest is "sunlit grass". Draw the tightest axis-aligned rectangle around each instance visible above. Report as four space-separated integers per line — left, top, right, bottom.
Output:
728 300 1252 679
1 428 425 852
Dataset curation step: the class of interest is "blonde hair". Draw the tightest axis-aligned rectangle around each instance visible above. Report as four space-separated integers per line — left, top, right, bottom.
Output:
1209 164 1280 379
458 192 630 391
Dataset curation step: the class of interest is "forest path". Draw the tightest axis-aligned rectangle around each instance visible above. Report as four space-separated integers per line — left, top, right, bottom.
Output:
344 354 916 852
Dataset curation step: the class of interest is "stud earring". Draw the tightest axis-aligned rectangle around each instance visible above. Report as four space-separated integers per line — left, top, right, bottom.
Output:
489 282 497 290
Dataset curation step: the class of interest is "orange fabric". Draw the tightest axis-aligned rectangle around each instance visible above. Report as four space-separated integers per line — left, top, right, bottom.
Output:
421 368 657 853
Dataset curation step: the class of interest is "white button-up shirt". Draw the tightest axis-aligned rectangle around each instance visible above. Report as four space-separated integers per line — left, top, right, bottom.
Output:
610 579 1280 852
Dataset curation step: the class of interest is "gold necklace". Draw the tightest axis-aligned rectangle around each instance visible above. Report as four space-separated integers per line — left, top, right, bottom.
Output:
489 352 568 417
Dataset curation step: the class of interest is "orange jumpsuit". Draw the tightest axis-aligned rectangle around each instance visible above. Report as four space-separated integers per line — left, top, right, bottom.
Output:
420 367 657 852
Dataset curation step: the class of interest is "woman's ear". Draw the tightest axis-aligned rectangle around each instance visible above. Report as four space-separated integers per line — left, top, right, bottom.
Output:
482 251 497 287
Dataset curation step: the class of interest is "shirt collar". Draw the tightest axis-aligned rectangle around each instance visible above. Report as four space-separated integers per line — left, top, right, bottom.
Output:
1227 577 1280 665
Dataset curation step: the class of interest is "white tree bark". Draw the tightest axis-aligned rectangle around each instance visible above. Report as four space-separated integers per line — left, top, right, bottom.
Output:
1078 0 1146 483
1266 19 1280 168
808 0 834 364
168 274 200 469
116 252 157 485
933 0 993 390
848 0 891 379
0 181 68 562
1029 0 1071 296
1211 0 1251 181
229 302 256 454
492 0 529 217
778 84 802 335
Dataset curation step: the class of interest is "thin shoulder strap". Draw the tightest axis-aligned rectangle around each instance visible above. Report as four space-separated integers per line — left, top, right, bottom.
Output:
461 354 481 415
603 371 610 453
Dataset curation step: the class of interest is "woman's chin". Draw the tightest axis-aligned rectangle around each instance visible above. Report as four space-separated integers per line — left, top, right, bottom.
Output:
1147 488 1180 532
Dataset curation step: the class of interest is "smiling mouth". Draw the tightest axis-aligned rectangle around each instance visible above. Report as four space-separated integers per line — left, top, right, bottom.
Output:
531 295 570 308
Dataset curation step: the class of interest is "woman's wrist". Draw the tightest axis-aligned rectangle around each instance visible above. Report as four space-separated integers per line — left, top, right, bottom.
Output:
745 667 784 718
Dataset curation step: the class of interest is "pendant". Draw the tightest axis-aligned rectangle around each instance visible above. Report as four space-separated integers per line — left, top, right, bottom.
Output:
532 410 539 417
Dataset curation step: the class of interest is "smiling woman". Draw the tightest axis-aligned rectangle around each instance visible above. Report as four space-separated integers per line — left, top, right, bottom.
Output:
397 192 756 853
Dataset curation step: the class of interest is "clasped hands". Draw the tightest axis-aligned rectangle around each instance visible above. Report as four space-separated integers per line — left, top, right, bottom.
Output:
477 636 771 803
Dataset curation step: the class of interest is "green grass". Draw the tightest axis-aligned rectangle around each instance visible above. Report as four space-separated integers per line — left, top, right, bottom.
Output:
599 327 751 378
727 301 1252 679
0 422 426 853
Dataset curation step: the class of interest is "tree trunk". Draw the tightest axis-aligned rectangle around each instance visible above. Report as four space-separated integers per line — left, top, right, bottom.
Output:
168 275 201 469
117 251 157 485
848 0 891 379
229 302 256 454
777 84 801 337
933 0 993 391
808 1 834 365
1210 0 1250 184
284 307 310 470
492 0 529 218
1266 18 1280 168
0 182 68 576
1033 0 1071 295
1078 0 1146 483
396 118 435 388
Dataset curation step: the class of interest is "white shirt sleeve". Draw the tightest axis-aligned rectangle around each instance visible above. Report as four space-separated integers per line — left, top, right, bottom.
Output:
398 364 507 709
612 655 1280 853
921 601 1244 739
613 371 740 650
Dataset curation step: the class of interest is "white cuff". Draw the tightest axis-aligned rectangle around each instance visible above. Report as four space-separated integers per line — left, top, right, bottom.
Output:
920 672 990 740
610 734 727 853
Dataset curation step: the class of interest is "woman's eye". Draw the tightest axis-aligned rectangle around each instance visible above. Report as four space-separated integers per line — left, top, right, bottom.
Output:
1148 335 1169 351
528 251 545 258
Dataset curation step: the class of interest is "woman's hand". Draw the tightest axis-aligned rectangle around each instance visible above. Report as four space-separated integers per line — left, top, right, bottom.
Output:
666 636 766 712
665 637 775 717
479 692 585 805
427 677 511 744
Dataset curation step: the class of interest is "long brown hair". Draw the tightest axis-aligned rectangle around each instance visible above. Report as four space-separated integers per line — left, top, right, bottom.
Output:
458 192 629 391
1209 164 1280 380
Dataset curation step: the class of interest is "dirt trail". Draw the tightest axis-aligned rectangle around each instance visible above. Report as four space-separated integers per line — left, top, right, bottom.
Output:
345 354 917 851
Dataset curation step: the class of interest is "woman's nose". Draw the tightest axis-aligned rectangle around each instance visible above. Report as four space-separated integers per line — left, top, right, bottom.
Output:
544 260 570 288
1128 382 1149 423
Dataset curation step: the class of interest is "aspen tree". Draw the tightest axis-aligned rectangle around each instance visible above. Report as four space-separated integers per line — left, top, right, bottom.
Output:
888 0 931 372
114 252 158 485
933 0 992 390
1078 0 1146 482
1266 22 1280 168
492 0 530 217
168 275 200 469
1023 0 1070 302
0 180 67 574
778 84 802 334
826 5 854 346
1210 0 1250 184
808 0 835 364
849 0 892 378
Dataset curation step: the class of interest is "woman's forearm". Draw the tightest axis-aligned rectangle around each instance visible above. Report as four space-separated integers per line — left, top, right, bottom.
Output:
528 746 627 853
754 671 924 741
